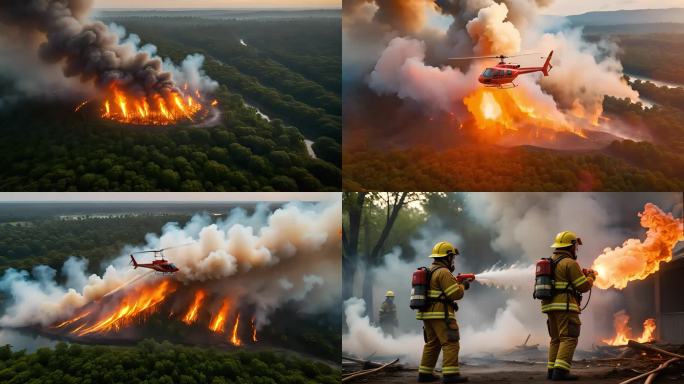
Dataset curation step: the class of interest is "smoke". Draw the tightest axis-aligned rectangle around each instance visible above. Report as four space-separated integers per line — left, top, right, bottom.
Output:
0 199 341 329
591 203 684 290
345 0 641 143
0 0 216 101
342 193 683 362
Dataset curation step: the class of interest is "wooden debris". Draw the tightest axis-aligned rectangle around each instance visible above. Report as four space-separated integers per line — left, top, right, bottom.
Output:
617 341 683 384
626 340 684 359
342 358 400 382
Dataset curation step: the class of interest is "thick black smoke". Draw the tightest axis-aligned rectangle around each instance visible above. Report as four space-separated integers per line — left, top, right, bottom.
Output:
0 0 176 97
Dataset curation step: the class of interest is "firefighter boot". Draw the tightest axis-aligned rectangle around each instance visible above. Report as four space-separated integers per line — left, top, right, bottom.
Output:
547 369 553 380
442 374 468 383
552 368 579 381
418 373 441 382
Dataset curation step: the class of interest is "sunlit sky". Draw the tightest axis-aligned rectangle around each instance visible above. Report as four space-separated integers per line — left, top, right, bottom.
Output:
0 193 339 202
94 0 340 9
544 0 684 15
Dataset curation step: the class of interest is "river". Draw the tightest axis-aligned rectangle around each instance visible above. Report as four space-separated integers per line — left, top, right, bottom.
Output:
627 73 684 89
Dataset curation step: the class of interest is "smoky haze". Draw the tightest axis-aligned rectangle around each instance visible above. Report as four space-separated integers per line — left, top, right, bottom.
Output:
343 192 683 364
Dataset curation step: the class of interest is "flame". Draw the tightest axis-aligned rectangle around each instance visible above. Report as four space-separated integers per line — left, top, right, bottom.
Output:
72 280 176 336
100 84 205 125
462 88 586 138
74 100 89 112
230 313 242 346
54 310 91 328
251 316 257 342
591 203 684 289
182 290 206 325
209 299 230 333
602 310 656 346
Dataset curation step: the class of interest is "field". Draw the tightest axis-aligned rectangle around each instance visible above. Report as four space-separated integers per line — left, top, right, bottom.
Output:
0 10 341 191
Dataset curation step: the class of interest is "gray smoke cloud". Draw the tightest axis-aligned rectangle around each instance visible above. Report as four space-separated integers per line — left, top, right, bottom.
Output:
0 199 341 329
0 0 216 100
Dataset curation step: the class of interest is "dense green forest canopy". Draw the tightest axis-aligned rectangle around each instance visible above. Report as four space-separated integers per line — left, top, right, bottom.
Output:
0 339 340 384
0 215 189 273
0 14 341 191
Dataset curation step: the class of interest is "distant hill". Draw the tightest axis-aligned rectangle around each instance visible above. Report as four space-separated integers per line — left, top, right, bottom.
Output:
95 9 340 20
567 8 684 26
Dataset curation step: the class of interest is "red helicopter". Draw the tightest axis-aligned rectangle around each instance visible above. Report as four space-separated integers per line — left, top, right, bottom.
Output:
450 51 553 89
129 243 193 274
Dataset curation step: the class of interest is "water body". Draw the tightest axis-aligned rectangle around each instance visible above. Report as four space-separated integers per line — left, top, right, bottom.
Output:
239 39 247 47
304 140 317 159
243 102 271 122
0 328 61 352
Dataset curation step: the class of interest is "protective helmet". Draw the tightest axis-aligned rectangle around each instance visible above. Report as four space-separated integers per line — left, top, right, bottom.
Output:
385 290 395 297
430 241 460 258
550 231 582 248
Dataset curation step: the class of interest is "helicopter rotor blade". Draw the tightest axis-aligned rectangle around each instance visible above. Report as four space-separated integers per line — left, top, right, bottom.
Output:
132 250 159 254
448 55 501 61
158 242 196 252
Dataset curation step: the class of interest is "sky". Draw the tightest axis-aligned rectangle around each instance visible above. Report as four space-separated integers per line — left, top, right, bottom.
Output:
543 0 684 15
94 0 340 9
0 192 339 202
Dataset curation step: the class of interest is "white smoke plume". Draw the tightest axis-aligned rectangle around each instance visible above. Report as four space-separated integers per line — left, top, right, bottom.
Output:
0 200 341 328
351 0 640 135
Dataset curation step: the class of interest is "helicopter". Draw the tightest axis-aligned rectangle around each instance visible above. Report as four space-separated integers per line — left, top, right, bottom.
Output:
449 50 553 89
129 242 194 274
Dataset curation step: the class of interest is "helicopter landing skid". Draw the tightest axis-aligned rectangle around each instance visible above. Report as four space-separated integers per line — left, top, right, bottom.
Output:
486 82 517 89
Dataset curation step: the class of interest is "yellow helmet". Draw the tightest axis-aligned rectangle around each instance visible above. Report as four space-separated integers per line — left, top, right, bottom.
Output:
385 290 395 297
550 231 582 248
430 241 459 258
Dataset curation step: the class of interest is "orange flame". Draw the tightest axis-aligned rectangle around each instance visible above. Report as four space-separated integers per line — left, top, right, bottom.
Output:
462 88 585 139
73 280 176 336
591 203 684 289
182 290 206 325
251 316 257 342
54 310 91 328
209 299 230 333
602 310 656 346
100 84 204 125
230 313 242 346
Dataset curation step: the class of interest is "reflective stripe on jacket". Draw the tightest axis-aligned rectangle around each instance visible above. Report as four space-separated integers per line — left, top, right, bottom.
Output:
541 250 593 313
416 262 464 320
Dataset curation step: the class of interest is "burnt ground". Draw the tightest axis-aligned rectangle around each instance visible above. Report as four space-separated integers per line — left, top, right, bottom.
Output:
349 362 636 384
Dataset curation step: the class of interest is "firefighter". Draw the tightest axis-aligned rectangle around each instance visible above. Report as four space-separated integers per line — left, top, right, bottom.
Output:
378 290 398 336
544 231 596 381
417 241 469 383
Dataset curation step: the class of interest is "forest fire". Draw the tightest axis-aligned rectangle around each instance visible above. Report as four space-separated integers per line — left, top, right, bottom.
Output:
591 203 684 289
53 282 257 347
602 310 657 346
99 85 209 126
462 88 585 139
182 290 206 325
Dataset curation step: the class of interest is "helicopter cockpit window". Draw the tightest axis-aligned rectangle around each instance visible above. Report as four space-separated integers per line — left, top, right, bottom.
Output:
167 263 177 269
482 68 494 78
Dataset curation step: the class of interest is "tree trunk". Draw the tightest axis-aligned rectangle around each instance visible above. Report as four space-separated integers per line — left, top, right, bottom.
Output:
342 192 365 300
362 263 375 322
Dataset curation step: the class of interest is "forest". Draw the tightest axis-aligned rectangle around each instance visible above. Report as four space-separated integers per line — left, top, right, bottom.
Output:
0 214 192 273
343 32 684 192
0 339 339 384
0 12 340 191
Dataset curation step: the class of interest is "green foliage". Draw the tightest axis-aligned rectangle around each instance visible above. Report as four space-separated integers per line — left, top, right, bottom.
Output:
611 33 684 84
0 215 190 273
0 340 340 384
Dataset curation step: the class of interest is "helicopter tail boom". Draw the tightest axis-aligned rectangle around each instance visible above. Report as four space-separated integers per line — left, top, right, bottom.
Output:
542 50 553 76
130 254 139 268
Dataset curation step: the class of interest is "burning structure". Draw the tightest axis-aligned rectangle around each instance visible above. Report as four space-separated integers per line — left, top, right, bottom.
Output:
0 0 218 126
0 200 341 348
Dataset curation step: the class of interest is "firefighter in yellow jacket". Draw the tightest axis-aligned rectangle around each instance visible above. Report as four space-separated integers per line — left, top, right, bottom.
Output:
417 241 469 383
378 290 398 336
544 231 596 381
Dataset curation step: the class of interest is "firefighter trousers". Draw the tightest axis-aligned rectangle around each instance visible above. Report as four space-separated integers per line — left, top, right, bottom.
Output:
547 311 581 372
419 319 460 377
